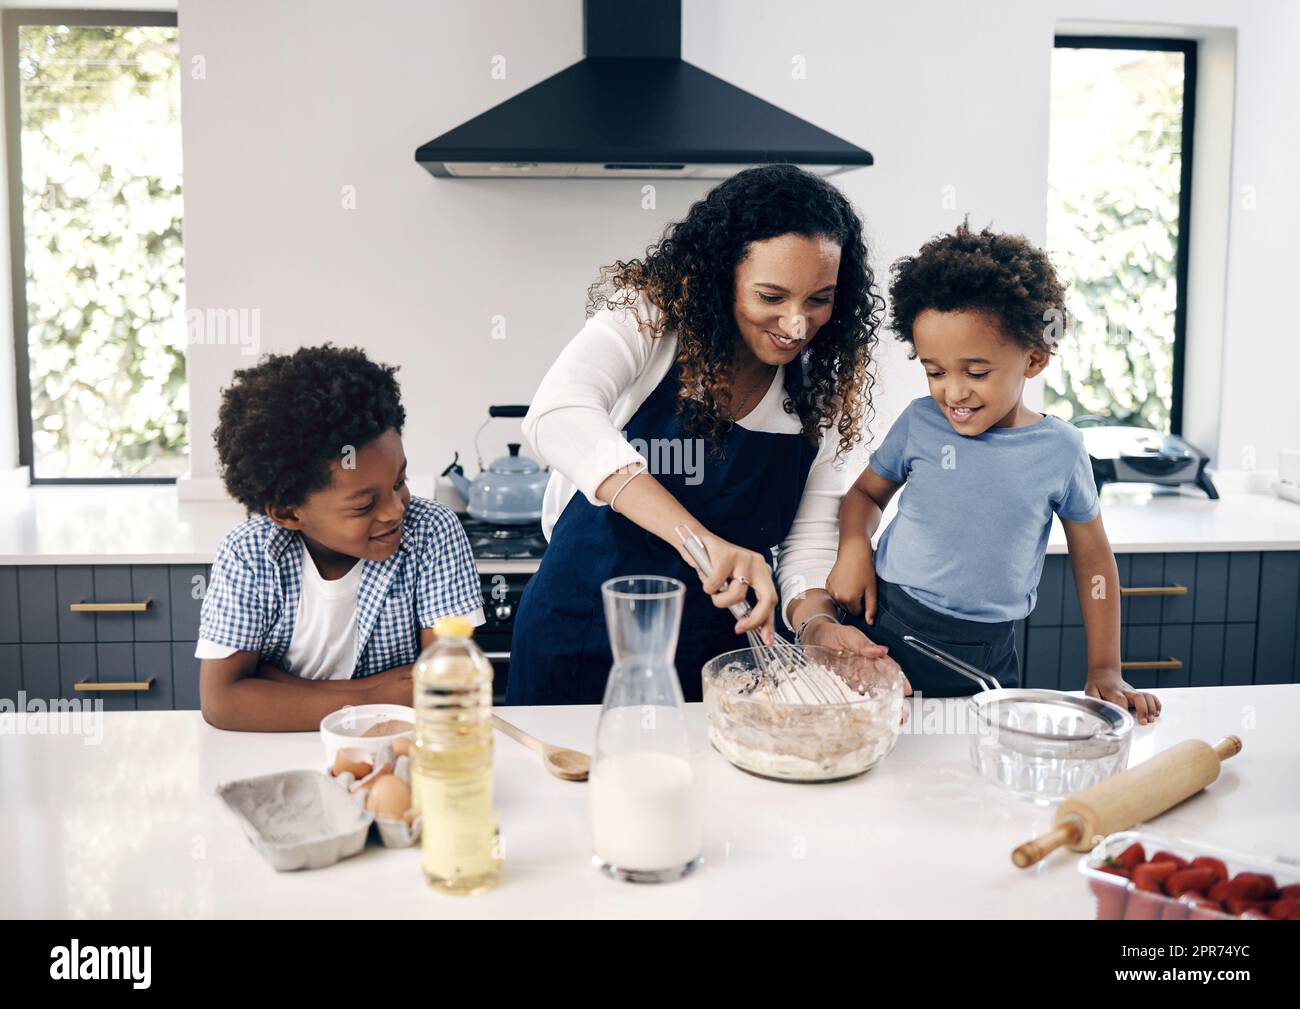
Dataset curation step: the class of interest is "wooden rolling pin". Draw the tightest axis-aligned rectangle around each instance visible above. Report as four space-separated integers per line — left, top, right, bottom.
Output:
1012 735 1242 868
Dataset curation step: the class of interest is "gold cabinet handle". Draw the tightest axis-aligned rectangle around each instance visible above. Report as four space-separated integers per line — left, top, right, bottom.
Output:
1119 584 1188 597
1120 658 1184 671
69 599 151 613
74 678 155 693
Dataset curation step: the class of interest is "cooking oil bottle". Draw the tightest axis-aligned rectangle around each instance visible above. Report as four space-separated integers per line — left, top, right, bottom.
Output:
412 615 501 895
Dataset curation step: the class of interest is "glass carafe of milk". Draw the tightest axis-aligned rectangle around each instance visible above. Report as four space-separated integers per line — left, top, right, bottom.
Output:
590 576 702 883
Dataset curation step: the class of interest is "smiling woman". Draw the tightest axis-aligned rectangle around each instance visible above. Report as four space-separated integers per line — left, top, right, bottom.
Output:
507 164 902 706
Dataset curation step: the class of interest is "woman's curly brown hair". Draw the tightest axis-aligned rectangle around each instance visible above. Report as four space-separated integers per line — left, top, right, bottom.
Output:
888 220 1066 356
214 344 405 513
587 164 884 459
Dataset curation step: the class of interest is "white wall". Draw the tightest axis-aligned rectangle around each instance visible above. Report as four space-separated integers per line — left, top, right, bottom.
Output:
171 0 1298 495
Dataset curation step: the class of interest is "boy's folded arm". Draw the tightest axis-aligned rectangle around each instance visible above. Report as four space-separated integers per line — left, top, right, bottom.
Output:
199 651 415 732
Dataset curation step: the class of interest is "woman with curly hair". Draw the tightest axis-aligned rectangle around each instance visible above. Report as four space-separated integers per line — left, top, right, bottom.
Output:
509 164 902 704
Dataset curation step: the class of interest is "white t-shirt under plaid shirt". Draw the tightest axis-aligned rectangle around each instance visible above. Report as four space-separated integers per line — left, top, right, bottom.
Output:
197 497 484 678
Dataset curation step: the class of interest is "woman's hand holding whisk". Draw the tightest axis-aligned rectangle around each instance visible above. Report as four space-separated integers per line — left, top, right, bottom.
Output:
675 529 778 644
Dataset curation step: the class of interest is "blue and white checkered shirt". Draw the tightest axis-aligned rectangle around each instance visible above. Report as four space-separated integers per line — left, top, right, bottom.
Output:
198 497 483 678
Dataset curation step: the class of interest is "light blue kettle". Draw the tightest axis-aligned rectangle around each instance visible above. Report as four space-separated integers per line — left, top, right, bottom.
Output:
442 405 549 525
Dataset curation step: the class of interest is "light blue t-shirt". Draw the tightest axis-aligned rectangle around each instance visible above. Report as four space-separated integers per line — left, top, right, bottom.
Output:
870 397 1099 623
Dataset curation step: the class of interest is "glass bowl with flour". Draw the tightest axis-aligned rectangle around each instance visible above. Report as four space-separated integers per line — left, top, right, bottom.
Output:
701 645 906 782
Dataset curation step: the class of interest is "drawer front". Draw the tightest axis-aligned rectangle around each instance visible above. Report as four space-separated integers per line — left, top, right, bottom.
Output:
17 567 58 642
1256 552 1300 684
0 563 212 708
1023 626 1061 689
169 566 209 641
91 567 135 642
0 643 18 697
172 642 201 710
134 643 175 710
19 644 59 700
93 643 138 711
1188 623 1258 687
1125 555 1169 625
1027 555 1068 626
0 568 19 643
1058 625 1087 691
1122 625 1163 690
132 567 173 642
59 566 172 643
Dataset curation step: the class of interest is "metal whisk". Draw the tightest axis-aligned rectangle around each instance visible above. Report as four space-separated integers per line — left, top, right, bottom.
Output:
674 525 859 705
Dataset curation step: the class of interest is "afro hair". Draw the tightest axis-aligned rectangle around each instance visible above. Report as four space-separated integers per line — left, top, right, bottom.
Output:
888 221 1066 357
214 344 405 513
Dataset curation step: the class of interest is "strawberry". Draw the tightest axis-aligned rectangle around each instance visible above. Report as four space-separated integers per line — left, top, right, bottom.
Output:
1166 867 1218 898
1226 873 1277 901
1190 856 1228 884
1267 899 1300 920
1114 843 1146 874
1277 883 1300 901
1133 861 1179 893
1151 850 1189 870
1208 880 1233 904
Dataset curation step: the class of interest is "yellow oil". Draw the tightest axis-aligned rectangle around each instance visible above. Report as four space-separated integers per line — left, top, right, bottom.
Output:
412 622 501 895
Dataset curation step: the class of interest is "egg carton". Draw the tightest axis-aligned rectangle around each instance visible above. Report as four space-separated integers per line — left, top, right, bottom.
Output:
328 741 421 848
217 770 375 872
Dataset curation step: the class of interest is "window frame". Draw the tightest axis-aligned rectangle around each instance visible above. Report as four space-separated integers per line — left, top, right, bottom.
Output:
1052 34 1198 436
4 7 181 484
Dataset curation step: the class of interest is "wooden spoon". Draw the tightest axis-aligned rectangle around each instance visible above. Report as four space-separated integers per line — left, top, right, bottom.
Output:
491 714 590 781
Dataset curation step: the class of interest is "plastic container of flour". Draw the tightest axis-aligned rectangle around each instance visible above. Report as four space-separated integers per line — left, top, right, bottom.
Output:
319 704 416 763
217 770 374 871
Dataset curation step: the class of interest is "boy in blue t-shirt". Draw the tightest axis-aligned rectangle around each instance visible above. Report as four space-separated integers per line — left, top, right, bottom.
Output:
197 345 483 731
827 223 1160 723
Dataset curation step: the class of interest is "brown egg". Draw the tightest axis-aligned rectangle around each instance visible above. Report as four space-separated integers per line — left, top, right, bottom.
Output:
332 750 371 779
391 737 413 758
365 774 411 820
402 807 418 827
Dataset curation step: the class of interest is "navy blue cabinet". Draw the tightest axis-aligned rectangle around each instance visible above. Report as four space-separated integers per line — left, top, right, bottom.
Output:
2 550 1298 708
1018 551 1297 690
0 564 208 710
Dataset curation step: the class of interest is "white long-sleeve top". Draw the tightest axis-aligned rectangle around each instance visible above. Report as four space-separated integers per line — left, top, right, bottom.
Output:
522 292 854 629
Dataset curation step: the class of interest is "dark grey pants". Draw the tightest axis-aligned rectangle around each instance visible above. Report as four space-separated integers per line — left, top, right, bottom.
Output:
846 576 1020 697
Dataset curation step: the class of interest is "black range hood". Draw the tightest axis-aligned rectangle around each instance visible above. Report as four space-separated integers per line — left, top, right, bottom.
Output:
415 0 873 179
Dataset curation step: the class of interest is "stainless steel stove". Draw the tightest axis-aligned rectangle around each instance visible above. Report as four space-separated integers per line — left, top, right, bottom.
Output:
460 517 548 560
458 515 545 702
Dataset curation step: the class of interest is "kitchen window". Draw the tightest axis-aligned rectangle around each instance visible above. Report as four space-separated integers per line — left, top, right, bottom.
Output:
1045 36 1196 435
4 10 185 481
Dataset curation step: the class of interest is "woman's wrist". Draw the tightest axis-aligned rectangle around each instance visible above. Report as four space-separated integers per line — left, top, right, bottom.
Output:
787 589 835 629
796 610 840 643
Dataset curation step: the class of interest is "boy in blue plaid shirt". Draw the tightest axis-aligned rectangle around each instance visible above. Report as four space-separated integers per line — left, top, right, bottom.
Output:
197 345 483 731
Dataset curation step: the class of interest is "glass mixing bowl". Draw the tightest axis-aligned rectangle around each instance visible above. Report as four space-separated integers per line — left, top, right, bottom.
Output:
701 645 906 782
968 689 1134 803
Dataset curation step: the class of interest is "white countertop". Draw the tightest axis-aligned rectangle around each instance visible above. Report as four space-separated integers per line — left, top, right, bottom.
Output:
0 485 536 572
2 686 1296 919
1 482 1299 565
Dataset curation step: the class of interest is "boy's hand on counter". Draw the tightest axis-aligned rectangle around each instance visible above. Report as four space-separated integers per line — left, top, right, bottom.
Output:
827 541 877 621
1084 669 1162 726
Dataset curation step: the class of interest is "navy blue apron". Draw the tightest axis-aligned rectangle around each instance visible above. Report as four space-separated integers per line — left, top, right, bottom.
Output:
508 359 819 705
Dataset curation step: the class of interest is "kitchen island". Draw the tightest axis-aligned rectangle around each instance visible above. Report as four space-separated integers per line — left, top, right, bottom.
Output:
2 685 1296 918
